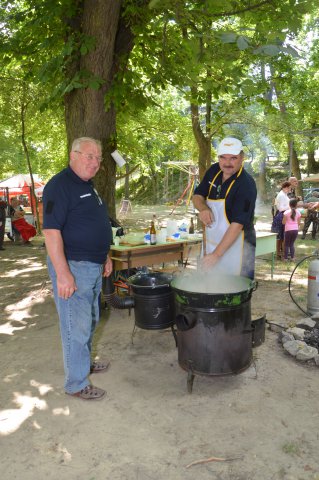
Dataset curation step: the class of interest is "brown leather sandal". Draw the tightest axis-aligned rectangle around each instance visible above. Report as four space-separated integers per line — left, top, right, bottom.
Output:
90 360 110 374
67 385 106 400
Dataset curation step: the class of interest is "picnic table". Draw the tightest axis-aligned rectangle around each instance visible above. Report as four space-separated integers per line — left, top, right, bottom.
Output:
110 232 277 277
110 236 202 272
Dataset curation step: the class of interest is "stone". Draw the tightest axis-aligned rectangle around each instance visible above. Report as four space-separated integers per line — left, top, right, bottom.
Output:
295 317 316 330
295 345 318 361
283 340 307 357
280 332 295 344
314 355 319 366
286 327 305 341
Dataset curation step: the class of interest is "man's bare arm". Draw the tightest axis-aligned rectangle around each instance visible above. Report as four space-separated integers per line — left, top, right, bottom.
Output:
43 229 77 299
192 194 214 226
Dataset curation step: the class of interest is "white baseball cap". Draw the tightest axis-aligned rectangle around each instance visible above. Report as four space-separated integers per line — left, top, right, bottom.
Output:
217 137 243 155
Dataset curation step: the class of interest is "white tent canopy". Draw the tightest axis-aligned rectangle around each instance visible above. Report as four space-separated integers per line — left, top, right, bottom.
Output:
0 174 45 190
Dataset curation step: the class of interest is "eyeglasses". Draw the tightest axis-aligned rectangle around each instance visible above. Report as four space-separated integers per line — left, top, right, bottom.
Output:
74 151 103 162
216 185 222 199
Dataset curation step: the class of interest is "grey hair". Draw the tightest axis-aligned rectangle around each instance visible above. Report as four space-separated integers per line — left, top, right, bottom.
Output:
71 137 102 152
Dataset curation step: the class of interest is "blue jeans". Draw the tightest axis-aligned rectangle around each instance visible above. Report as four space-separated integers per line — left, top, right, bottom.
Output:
47 257 103 394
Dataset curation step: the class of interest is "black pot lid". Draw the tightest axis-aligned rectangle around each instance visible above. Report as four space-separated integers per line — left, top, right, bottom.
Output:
128 272 174 288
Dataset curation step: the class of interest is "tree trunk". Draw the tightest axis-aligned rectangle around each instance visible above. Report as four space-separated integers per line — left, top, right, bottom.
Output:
153 172 158 203
307 150 319 174
288 140 301 181
190 98 212 180
178 170 183 197
124 163 130 199
63 1 135 219
163 167 168 202
257 156 267 202
271 73 302 187
20 89 41 234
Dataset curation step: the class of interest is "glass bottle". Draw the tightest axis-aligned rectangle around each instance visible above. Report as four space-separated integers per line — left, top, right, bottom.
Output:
150 220 157 245
189 217 195 234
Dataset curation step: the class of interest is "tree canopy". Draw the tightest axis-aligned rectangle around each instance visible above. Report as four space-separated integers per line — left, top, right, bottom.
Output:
1 0 319 213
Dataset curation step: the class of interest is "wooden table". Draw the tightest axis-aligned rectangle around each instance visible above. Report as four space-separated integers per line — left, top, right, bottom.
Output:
110 237 202 272
110 232 276 277
256 232 277 278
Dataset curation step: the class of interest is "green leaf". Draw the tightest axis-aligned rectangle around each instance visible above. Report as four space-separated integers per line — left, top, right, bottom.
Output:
80 44 88 55
148 0 161 8
240 79 256 96
220 32 237 44
237 36 250 51
88 79 102 90
262 45 281 56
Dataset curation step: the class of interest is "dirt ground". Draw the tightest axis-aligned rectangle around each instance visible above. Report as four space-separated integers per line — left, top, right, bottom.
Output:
1 203 319 480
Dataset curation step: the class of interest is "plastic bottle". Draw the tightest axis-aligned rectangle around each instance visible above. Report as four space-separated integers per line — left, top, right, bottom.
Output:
189 217 195 234
150 220 157 245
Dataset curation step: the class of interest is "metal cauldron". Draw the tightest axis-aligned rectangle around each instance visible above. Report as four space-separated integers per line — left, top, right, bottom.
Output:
171 272 256 392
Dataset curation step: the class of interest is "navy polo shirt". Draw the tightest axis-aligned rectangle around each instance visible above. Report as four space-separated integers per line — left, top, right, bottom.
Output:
194 162 257 244
43 166 112 264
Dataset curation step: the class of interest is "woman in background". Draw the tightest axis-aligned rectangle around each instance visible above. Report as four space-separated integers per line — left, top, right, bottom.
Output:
10 197 36 245
271 181 291 259
282 198 301 262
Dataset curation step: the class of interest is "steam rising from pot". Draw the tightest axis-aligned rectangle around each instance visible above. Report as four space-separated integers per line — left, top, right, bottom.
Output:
172 269 251 294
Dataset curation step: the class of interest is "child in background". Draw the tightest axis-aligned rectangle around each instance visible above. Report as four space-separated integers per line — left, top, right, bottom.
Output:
282 198 301 261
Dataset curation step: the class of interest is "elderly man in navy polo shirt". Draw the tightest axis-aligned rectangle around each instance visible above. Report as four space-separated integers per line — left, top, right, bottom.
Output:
43 137 113 401
192 137 257 279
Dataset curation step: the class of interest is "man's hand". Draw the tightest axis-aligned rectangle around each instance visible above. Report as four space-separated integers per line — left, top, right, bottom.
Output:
199 252 220 270
43 228 77 300
103 255 113 277
200 222 243 270
192 194 214 226
198 207 214 227
57 271 77 299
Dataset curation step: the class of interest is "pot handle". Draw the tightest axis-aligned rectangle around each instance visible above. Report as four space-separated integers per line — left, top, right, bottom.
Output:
150 283 170 289
129 283 170 289
175 313 197 331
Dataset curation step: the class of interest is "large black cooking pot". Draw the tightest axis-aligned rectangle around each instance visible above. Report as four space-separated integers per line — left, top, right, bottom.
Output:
127 272 175 329
171 272 256 376
171 274 255 310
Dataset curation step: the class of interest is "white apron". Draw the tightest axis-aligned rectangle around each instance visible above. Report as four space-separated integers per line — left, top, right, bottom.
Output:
204 169 244 276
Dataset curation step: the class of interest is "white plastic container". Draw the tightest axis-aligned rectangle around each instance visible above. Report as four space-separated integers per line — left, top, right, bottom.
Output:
157 228 167 243
167 219 178 237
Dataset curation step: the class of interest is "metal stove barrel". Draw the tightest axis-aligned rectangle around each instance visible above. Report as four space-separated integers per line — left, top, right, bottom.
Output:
171 275 255 377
